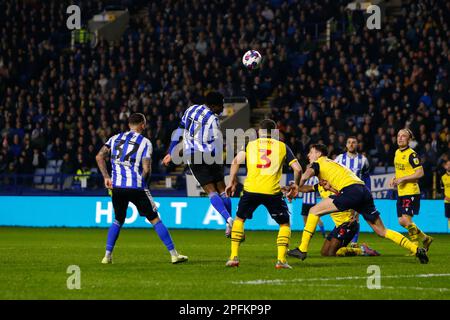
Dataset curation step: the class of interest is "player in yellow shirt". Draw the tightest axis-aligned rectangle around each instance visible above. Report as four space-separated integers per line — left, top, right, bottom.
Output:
225 119 303 269
287 143 429 263
295 183 380 257
441 160 450 229
389 129 433 251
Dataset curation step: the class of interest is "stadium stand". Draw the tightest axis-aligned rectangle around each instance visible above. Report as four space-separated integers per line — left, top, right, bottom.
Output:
0 0 448 197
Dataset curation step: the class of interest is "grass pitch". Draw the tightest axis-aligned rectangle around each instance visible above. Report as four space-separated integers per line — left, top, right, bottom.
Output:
0 227 449 300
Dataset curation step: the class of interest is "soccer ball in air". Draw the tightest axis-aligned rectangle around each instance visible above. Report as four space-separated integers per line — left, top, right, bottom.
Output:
242 50 262 70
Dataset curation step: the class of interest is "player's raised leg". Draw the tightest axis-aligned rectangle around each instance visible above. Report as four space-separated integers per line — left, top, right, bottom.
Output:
367 216 428 263
203 182 233 237
216 180 234 237
302 215 325 238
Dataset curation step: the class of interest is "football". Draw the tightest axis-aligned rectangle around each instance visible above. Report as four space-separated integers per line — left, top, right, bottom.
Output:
242 50 262 70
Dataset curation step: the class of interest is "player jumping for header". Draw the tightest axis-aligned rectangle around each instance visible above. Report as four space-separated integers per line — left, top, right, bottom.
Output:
163 92 234 237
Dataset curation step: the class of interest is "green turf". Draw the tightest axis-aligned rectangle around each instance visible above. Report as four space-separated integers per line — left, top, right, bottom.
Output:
0 227 449 299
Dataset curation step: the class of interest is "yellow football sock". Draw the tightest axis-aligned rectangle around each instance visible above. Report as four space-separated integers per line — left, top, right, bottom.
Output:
299 214 319 252
230 219 244 259
448 220 450 230
277 225 291 263
385 229 417 254
336 247 363 257
407 223 427 242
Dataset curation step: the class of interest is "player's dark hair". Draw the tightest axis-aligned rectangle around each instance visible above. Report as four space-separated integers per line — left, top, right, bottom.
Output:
310 144 328 156
128 113 146 126
347 136 358 142
205 91 224 108
259 119 276 130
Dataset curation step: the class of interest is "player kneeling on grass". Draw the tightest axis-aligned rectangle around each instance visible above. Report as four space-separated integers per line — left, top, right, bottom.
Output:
96 113 188 265
287 144 429 264
291 183 380 257
225 119 302 269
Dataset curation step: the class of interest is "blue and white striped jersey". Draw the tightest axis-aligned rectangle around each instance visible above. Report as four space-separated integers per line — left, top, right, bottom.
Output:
302 176 319 205
180 104 221 155
105 131 152 189
335 152 369 179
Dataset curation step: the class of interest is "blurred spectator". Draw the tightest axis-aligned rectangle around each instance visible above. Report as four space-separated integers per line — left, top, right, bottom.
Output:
0 0 448 199
60 153 75 190
31 148 46 170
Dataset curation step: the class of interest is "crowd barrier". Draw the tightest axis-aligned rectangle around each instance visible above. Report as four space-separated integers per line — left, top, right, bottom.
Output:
1 196 448 233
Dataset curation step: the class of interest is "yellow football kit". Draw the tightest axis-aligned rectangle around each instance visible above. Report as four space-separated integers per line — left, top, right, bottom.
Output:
243 137 296 195
441 173 450 204
441 173 450 222
297 156 421 257
393 147 429 246
310 156 364 192
394 147 422 196
230 137 298 265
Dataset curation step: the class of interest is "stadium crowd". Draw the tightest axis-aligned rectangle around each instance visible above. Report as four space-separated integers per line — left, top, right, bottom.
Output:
0 0 449 196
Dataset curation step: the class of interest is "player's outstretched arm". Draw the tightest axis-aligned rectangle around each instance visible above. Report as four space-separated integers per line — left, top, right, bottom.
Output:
299 167 316 188
225 151 246 197
286 160 302 201
298 185 314 193
96 145 112 189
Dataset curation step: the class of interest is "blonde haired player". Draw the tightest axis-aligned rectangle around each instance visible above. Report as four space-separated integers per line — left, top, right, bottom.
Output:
225 119 303 269
389 129 433 253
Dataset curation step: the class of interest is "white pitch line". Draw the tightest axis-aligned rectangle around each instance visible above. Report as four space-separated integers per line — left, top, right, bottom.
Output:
297 283 450 293
234 273 450 285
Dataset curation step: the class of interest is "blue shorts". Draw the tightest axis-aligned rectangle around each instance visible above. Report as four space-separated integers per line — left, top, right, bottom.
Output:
331 184 380 223
236 191 290 225
396 195 420 217
327 220 359 247
445 203 450 218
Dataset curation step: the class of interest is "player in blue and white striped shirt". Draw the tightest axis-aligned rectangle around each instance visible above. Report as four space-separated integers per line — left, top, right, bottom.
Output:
105 126 153 189
334 137 370 183
335 136 371 244
163 92 234 237
301 176 326 237
96 113 188 265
